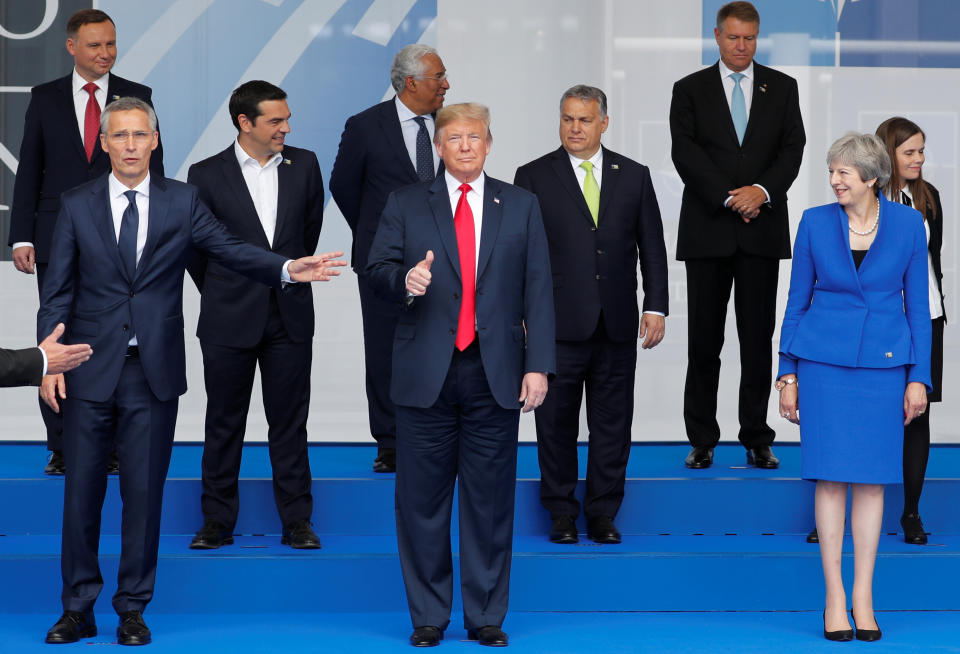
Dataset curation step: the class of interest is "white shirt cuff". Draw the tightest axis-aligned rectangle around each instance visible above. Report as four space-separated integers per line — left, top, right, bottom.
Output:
642 311 666 317
281 260 294 283
753 184 771 204
38 346 48 377
12 242 33 251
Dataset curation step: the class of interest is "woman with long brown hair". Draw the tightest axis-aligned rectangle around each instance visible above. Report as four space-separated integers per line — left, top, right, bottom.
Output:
876 116 946 545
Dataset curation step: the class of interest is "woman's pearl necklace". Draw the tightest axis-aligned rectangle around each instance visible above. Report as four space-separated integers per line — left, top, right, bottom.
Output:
849 198 880 236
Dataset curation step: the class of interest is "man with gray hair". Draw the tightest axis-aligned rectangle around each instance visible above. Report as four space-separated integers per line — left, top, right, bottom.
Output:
38 96 345 646
330 44 449 473
515 85 669 545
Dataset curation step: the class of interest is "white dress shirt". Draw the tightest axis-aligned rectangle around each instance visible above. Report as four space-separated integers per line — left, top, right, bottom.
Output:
568 148 604 190
12 69 110 253
396 96 440 174
717 60 770 207
234 139 281 247
109 172 151 345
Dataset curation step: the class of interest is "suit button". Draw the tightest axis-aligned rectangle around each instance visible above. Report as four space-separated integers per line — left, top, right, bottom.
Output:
453 292 459 299
449 329 456 336
596 249 604 255
591 227 597 232
596 275 601 280
122 324 129 331
129 290 135 297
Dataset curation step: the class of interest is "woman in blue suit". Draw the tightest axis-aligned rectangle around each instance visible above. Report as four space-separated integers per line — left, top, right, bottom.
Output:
777 133 931 642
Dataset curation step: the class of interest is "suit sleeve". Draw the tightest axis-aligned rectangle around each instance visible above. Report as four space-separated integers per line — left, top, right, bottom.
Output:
37 200 79 342
184 164 209 290
754 77 805 202
522 197 556 376
635 166 669 315
0 347 44 387
777 213 815 377
8 88 43 246
329 114 364 233
303 150 324 255
144 88 165 178
364 191 410 303
904 216 933 389
669 80 736 210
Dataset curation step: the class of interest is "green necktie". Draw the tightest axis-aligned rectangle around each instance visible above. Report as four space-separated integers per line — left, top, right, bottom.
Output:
580 160 599 225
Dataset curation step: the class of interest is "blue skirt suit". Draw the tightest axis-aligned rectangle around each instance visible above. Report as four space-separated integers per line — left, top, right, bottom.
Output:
778 193 932 484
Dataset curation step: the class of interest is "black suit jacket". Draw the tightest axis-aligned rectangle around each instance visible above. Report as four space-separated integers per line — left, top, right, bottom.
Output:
8 72 164 263
670 62 805 260
514 146 669 342
0 347 43 387
330 98 436 272
186 144 324 347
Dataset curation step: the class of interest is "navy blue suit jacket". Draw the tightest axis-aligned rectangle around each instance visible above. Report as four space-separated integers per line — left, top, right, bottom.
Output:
778 194 932 388
186 144 324 347
8 73 164 263
330 98 437 273
37 174 287 403
365 174 556 410
514 146 669 342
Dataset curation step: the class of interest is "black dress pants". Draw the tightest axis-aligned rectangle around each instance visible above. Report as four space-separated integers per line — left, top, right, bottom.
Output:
534 316 637 520
199 292 313 531
683 253 779 448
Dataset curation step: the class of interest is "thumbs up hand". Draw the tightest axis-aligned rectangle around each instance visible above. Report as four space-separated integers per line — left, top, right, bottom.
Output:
406 250 434 296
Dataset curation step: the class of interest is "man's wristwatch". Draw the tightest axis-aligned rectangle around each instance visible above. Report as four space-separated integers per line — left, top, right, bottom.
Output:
775 376 797 392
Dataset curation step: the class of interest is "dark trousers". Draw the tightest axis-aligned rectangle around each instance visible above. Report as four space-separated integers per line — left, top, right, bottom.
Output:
903 316 944 514
36 263 63 451
395 344 520 631
61 356 178 614
357 273 399 450
535 317 637 520
199 293 313 531
683 253 779 448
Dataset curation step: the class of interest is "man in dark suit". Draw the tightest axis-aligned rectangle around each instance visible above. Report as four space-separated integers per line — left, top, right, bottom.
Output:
37 97 344 646
8 8 163 475
185 81 324 551
0 324 91 388
514 85 669 545
670 1 805 469
330 44 449 472
366 103 555 648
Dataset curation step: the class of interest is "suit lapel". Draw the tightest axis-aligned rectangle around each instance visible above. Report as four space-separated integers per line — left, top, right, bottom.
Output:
477 175 502 281
381 99 419 183
708 64 740 147
428 175 461 280
89 177 130 283
274 153 292 250
219 147 271 249
135 176 169 280
56 75 88 163
598 147 620 224
549 148 595 228
742 64 767 145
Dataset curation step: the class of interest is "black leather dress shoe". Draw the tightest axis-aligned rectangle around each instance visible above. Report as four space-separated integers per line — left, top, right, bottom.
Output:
410 625 443 647
468 625 508 647
117 610 151 646
901 513 928 545
587 516 621 544
684 446 713 469
190 519 234 549
374 448 397 473
281 519 322 549
44 450 66 475
45 611 96 643
107 451 120 475
746 445 779 469
822 611 853 641
806 528 819 543
549 515 578 544
851 610 881 642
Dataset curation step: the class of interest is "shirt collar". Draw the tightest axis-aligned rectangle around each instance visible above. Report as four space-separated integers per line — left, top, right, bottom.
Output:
109 172 151 199
72 69 109 95
395 95 432 124
444 170 485 198
234 139 282 170
719 59 754 81
568 147 603 171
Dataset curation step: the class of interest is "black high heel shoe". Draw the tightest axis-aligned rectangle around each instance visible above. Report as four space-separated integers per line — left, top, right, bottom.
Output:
851 610 882 642
823 611 853 641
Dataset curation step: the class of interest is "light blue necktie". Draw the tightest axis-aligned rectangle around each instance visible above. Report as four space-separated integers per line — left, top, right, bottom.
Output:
730 72 747 145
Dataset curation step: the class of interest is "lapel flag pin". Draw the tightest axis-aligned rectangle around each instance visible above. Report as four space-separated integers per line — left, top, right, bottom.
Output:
493 197 500 204
610 164 619 170
112 94 120 100
283 159 292 165
760 84 767 93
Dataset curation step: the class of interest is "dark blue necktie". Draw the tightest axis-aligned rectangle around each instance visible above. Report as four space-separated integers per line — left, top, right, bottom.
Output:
413 116 434 182
119 190 139 280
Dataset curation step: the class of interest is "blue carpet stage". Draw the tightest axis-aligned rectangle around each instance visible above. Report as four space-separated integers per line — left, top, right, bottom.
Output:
1 442 959 651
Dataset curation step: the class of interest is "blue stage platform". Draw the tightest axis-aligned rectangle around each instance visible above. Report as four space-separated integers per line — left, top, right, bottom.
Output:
1 442 959 651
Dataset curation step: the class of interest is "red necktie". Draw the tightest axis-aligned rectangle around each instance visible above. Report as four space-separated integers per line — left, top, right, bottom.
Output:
454 183 476 351
82 82 100 162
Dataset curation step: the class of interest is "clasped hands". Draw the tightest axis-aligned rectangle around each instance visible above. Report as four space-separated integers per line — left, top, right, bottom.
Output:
727 186 766 222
